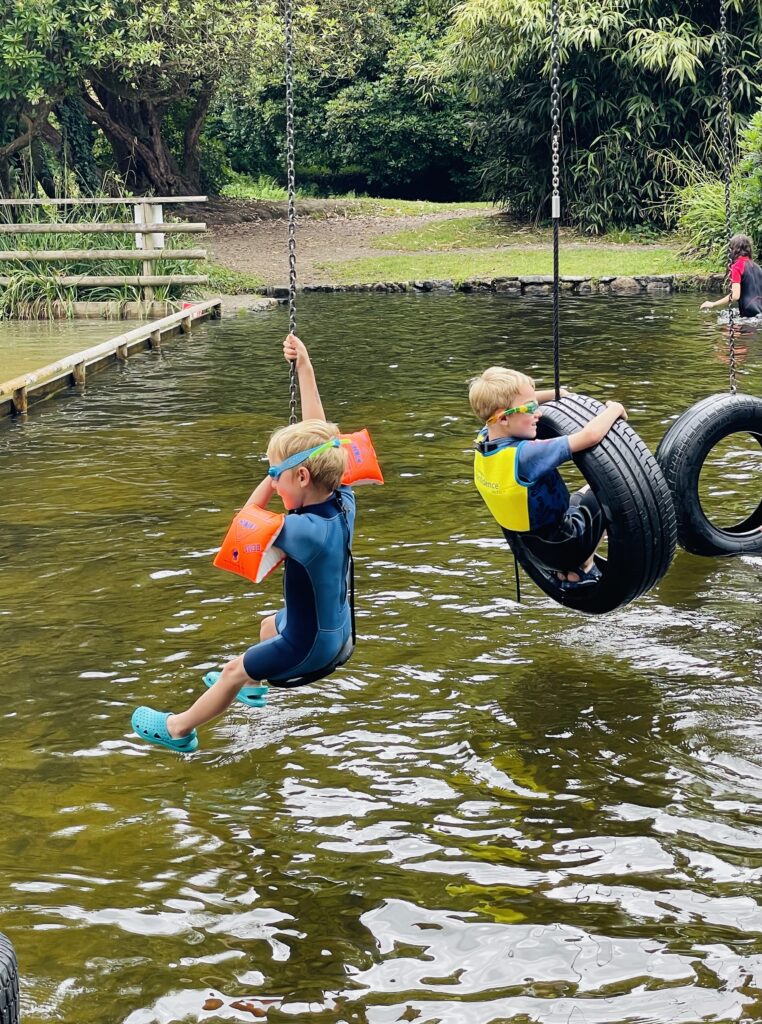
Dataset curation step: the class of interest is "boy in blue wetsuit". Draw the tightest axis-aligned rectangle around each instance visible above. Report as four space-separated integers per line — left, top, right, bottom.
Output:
131 334 355 752
469 366 626 587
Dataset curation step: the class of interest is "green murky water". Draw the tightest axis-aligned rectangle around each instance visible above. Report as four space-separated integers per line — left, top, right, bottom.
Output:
1 293 762 1024
0 320 143 383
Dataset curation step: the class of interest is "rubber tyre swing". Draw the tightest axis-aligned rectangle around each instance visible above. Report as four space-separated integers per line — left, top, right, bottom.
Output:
504 394 677 614
0 933 19 1024
656 392 762 556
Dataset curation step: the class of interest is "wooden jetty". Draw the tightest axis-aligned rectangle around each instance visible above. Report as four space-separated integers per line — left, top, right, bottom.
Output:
0 298 221 420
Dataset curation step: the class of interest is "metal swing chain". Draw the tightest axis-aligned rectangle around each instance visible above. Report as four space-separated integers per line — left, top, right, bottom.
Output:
284 0 299 423
719 0 738 394
550 0 562 401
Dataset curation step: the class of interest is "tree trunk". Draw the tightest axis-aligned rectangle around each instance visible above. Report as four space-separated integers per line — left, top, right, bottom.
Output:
82 83 201 194
29 137 56 197
183 83 214 189
0 100 55 196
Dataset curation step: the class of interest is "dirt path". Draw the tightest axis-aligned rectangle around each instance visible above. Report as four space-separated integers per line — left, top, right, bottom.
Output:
197 197 493 287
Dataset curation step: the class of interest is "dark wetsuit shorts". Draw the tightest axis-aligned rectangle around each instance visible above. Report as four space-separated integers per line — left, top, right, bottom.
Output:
516 488 605 572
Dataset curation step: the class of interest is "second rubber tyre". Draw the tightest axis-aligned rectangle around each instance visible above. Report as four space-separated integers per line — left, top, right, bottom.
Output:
656 391 762 556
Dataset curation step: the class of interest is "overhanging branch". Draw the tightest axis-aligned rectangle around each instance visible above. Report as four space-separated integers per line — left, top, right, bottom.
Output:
0 101 54 161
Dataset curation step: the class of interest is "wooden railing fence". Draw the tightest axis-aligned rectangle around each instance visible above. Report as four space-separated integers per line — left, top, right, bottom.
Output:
0 195 208 302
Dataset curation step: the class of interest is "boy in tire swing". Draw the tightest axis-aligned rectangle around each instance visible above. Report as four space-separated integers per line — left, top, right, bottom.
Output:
468 367 627 588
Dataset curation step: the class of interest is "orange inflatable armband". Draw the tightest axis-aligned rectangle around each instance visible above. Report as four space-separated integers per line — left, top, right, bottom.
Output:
214 505 285 583
340 428 384 486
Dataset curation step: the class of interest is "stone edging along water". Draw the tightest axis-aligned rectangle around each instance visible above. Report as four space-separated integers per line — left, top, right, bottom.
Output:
260 272 725 297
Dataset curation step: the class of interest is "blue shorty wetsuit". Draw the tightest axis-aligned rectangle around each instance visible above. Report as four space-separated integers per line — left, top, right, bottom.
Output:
242 485 356 685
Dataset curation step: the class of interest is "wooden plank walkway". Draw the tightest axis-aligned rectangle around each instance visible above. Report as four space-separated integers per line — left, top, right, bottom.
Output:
0 298 221 419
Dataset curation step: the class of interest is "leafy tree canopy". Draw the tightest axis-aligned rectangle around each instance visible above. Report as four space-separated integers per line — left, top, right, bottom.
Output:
211 0 480 199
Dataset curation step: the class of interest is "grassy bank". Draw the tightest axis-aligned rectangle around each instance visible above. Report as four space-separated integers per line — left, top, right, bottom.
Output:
314 212 709 284
220 174 489 219
202 262 264 294
319 246 707 285
371 214 542 250
290 197 491 221
370 215 667 251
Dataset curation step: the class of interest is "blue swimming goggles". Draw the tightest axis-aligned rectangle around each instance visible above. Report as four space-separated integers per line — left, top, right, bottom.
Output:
268 438 345 480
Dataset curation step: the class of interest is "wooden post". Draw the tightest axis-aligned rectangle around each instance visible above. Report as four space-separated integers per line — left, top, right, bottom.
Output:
116 344 128 362
134 201 165 305
149 330 162 351
12 387 28 415
72 362 86 388
180 315 192 334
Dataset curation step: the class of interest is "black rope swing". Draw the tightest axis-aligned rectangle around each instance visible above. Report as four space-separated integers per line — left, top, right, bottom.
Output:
656 0 762 558
265 0 356 688
501 0 677 615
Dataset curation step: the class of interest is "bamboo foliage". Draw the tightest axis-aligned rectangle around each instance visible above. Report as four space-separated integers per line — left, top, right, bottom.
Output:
425 0 762 232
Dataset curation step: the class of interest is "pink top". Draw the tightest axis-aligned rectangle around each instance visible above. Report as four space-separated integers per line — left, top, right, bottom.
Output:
730 255 749 284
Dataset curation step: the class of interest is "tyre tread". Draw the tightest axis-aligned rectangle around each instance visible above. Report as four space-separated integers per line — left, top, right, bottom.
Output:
0 934 19 1024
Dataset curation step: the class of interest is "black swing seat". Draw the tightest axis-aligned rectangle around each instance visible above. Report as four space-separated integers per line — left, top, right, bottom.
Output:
504 393 677 614
266 635 355 689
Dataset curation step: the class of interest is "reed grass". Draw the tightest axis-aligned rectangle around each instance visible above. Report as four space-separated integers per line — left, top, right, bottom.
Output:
0 198 201 319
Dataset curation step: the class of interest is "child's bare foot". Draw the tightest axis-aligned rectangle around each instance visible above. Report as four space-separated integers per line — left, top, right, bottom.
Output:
555 560 601 587
166 713 193 739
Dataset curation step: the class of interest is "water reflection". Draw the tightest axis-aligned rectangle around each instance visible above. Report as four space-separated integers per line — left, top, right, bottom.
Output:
1 294 761 1022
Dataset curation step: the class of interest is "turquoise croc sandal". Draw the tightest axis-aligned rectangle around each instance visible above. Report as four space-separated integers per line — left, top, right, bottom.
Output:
131 706 199 753
203 671 268 709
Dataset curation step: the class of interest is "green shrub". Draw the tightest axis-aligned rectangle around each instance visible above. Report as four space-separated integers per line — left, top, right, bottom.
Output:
675 109 762 268
737 109 762 252
433 1 762 232
677 178 728 266
322 75 478 201
220 172 289 200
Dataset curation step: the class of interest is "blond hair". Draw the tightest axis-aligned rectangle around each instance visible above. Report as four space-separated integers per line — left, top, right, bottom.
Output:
468 366 535 422
267 418 346 490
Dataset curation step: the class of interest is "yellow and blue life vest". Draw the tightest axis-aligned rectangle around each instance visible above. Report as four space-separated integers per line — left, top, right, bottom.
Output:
473 430 569 533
